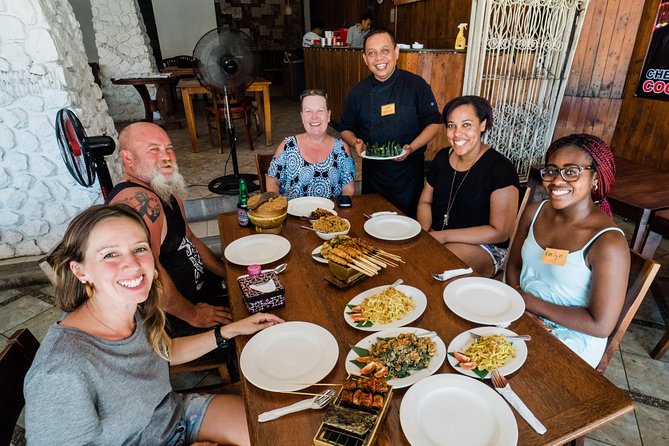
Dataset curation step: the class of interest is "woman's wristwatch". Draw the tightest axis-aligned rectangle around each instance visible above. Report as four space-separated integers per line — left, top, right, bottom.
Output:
214 324 230 349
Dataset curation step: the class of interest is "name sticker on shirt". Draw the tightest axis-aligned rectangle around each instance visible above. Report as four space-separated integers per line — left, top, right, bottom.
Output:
380 103 396 116
542 248 569 266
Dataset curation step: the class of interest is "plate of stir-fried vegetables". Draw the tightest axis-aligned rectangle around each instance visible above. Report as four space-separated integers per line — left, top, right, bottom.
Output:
346 327 446 389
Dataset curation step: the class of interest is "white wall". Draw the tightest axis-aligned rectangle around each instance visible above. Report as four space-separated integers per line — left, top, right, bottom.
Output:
151 0 217 58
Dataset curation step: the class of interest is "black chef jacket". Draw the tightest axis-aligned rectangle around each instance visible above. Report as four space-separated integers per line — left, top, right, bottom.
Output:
340 68 441 216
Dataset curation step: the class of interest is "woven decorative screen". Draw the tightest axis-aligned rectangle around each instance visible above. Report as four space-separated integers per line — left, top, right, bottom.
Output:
463 0 590 180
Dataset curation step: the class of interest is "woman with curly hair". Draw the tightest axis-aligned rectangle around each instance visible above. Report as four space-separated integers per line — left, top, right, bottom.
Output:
506 134 630 367
24 204 283 445
417 95 520 277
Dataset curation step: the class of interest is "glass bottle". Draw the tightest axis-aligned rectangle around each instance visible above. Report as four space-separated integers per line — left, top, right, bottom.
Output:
237 178 250 227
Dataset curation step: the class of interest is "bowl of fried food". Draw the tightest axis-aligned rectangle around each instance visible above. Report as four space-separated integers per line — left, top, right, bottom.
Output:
247 193 288 234
312 215 350 240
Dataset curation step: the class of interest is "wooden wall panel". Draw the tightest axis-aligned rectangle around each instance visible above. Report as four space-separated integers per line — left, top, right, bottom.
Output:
554 96 622 144
611 0 669 167
393 0 471 49
554 0 644 146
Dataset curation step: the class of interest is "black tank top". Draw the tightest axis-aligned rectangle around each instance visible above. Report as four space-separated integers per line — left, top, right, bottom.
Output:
106 181 220 301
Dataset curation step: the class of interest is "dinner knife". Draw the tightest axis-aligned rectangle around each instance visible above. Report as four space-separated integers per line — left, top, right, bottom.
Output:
494 383 547 434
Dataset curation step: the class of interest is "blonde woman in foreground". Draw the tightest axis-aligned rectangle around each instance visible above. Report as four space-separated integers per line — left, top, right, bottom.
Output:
24 204 283 446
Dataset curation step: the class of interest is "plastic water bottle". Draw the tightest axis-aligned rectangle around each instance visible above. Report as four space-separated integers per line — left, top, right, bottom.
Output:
237 179 250 227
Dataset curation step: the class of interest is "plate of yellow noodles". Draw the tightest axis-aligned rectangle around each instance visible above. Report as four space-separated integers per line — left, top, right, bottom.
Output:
344 284 427 331
447 327 528 379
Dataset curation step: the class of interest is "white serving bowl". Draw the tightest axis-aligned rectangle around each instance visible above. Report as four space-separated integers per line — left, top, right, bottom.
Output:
315 218 350 241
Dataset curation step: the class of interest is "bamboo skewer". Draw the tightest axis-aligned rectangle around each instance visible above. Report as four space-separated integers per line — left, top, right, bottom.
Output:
348 262 376 276
281 390 327 397
285 383 343 387
375 249 404 262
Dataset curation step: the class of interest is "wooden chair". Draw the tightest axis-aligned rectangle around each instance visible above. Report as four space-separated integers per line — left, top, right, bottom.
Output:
255 153 274 193
161 55 195 69
1 329 40 445
496 183 531 281
596 250 660 372
568 250 658 446
206 87 260 153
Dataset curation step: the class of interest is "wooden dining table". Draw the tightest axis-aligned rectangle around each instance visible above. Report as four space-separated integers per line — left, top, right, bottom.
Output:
110 74 181 129
177 77 272 153
218 194 633 446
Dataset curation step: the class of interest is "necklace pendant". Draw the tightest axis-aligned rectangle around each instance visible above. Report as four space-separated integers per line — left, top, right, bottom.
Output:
443 213 449 228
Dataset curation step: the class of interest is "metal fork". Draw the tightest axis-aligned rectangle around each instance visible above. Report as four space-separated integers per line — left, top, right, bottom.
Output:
257 389 335 422
470 332 531 342
491 370 547 434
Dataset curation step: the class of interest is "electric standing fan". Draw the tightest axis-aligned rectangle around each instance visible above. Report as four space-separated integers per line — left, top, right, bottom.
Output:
55 109 115 198
193 27 260 195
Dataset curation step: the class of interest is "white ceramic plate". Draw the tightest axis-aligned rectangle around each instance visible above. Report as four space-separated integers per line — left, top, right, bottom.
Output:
400 374 518 446
360 149 407 161
223 234 291 266
363 215 422 241
443 277 525 326
311 245 328 264
343 284 427 331
239 321 339 392
447 327 528 379
345 327 446 389
287 196 335 217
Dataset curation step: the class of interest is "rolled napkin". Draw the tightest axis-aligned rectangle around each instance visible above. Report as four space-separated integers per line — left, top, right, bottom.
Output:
494 385 547 434
438 267 474 281
258 398 314 422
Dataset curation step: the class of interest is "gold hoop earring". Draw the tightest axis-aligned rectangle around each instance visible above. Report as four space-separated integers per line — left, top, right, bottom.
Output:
154 269 159 281
84 282 95 299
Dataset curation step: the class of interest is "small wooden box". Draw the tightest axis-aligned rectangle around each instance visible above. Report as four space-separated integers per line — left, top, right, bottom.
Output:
313 375 393 446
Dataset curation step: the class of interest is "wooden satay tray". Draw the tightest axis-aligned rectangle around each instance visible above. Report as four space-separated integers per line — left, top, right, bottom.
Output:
313 375 394 446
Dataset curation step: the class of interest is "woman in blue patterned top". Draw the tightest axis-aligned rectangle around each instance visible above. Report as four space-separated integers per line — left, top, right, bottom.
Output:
267 89 356 199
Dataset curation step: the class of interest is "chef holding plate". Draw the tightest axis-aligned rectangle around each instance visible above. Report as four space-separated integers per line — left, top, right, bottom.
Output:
340 29 442 217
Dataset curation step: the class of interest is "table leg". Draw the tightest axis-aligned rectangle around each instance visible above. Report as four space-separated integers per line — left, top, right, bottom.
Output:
262 85 271 146
181 89 200 153
254 92 265 136
132 85 153 122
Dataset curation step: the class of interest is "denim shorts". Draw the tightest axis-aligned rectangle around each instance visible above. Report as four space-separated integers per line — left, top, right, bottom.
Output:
480 243 508 275
166 393 215 446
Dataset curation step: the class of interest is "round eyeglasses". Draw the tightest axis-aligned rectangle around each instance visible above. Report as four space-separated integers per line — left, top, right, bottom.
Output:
540 165 595 182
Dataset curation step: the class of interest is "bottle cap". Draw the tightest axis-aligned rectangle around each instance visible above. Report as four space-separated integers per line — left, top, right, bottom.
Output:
247 264 262 276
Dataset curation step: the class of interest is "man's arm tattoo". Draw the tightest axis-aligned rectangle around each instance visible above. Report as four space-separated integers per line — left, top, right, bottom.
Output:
120 191 162 223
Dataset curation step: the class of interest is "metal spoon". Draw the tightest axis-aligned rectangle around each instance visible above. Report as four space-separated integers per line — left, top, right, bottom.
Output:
262 263 287 275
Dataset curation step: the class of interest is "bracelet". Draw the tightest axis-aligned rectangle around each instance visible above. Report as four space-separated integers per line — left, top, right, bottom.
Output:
214 324 230 349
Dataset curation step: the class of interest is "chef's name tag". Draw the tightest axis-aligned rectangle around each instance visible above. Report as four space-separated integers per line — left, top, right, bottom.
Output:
381 103 395 116
542 248 569 266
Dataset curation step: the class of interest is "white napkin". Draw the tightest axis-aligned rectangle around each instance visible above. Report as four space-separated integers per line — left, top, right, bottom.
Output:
495 385 547 434
249 281 277 293
439 267 473 281
258 398 314 422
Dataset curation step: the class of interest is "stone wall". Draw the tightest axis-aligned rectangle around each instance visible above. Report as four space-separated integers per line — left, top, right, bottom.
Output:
0 0 120 260
215 0 303 50
92 0 157 121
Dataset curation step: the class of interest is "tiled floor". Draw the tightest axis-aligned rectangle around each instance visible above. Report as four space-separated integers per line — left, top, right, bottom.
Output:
2 87 669 445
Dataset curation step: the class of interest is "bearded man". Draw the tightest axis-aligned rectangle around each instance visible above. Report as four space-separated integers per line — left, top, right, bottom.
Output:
106 122 232 339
